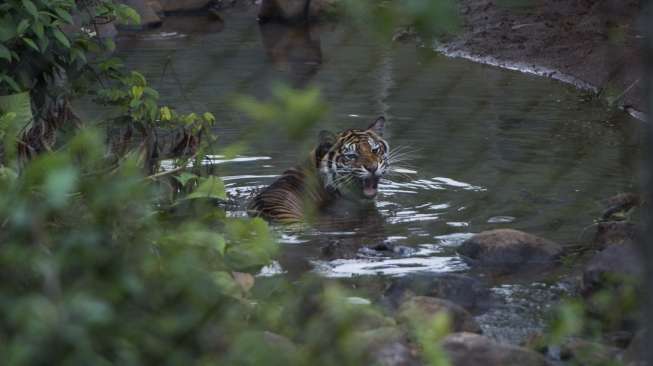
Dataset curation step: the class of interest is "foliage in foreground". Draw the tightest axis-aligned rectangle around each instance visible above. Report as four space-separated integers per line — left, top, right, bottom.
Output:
0 0 459 364
0 125 394 365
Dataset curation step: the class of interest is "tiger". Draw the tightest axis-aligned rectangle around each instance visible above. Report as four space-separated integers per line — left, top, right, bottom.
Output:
247 116 390 224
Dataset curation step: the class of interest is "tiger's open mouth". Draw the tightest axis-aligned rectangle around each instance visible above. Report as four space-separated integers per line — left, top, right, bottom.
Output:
360 176 379 199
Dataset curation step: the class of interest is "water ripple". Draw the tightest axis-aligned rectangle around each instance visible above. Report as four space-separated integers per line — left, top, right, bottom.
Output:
312 256 468 277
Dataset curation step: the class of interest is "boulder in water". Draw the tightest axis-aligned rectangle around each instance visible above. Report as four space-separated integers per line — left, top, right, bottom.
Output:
397 296 482 334
441 332 550 366
458 229 562 272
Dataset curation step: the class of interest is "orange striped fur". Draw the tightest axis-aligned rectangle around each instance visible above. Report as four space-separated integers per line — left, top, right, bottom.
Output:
248 117 389 223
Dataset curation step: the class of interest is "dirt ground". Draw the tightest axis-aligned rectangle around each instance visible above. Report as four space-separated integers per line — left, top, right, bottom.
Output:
441 0 645 116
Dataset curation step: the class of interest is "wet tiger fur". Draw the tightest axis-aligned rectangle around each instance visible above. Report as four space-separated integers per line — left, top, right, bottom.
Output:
248 116 389 223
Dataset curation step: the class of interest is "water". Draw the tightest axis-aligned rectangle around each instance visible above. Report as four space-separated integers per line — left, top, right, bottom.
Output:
109 6 641 344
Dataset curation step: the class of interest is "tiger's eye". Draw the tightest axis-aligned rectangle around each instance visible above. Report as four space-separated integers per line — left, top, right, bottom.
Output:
345 153 357 160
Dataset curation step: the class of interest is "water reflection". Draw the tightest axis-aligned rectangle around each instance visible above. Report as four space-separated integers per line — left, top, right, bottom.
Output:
259 22 323 87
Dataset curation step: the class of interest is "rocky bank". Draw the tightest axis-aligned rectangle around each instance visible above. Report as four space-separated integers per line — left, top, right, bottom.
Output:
440 0 646 119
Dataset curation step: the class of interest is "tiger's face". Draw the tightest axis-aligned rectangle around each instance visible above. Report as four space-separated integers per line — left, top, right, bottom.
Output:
316 117 389 200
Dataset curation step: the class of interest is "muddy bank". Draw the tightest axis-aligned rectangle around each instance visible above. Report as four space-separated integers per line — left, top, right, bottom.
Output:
439 0 645 118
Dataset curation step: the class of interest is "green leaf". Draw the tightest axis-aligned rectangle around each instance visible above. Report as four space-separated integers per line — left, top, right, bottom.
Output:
0 165 18 183
143 87 159 99
0 75 21 93
173 172 197 186
0 91 32 133
22 37 39 51
0 17 17 42
187 231 226 255
212 271 241 298
17 19 30 35
131 86 143 99
223 218 276 271
32 21 44 39
128 99 141 109
22 0 39 18
52 29 70 48
116 4 141 25
37 34 49 52
130 71 146 87
54 7 73 24
186 176 226 200
0 44 10 61
71 47 87 63
203 112 216 123
104 37 115 52
44 166 78 208
159 106 172 121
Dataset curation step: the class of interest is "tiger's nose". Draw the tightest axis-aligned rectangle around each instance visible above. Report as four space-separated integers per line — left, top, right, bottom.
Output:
364 163 378 173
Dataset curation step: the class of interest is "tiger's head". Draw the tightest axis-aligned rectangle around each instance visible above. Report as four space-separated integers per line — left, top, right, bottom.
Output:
315 117 389 200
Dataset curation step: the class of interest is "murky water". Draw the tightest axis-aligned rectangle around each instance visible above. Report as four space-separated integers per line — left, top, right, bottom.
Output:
109 6 641 344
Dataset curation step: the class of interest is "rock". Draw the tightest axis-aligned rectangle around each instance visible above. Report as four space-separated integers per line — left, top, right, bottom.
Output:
383 273 493 313
355 307 397 331
369 341 419 366
581 243 642 332
593 221 637 249
147 0 163 14
356 326 405 345
556 337 622 365
397 296 482 334
121 0 163 28
604 330 635 348
258 0 338 23
441 332 550 366
458 229 562 272
623 330 648 366
229 330 300 364
601 192 641 221
354 327 419 366
581 242 642 297
160 0 212 12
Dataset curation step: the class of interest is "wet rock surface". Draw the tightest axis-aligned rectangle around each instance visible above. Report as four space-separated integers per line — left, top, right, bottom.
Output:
370 341 419 366
525 333 627 364
397 296 482 334
458 229 562 272
560 338 623 365
624 330 648 366
383 273 493 313
600 192 641 221
441 332 550 366
593 221 638 249
581 242 642 297
121 0 163 28
355 327 420 366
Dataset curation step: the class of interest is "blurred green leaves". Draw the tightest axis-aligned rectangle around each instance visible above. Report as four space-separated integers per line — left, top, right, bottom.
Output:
340 0 460 39
185 176 226 200
235 84 327 139
0 1 471 364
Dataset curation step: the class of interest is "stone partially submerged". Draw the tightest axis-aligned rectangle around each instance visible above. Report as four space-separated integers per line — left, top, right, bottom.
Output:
397 296 482 334
441 332 550 366
458 229 563 272
383 273 493 313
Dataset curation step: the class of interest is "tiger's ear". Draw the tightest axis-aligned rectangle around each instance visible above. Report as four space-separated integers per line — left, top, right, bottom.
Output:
316 130 336 160
367 116 385 137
